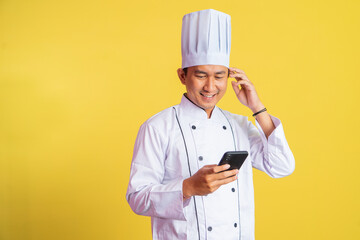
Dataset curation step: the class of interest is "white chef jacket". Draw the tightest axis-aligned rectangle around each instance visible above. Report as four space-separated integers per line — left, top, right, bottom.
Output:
126 95 295 240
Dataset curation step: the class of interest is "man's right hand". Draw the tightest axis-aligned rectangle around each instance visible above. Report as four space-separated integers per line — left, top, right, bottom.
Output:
182 164 239 199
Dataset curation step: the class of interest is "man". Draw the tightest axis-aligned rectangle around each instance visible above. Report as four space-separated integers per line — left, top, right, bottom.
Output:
126 9 295 240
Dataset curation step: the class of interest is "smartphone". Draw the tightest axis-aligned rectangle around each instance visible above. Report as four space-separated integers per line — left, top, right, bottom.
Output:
218 151 248 171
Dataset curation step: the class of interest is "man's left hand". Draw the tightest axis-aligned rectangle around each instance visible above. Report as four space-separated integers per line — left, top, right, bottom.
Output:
229 67 265 113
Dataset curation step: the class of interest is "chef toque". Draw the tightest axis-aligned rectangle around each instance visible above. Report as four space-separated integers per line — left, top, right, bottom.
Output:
181 9 231 69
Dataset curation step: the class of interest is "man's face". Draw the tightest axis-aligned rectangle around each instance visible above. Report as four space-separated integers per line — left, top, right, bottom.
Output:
177 65 229 117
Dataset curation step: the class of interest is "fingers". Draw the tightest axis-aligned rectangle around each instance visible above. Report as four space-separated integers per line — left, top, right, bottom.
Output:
213 164 230 173
205 164 239 176
232 80 254 95
229 68 247 79
231 81 241 95
232 80 249 87
212 164 239 180
202 164 239 179
230 72 248 80
205 168 239 192
193 165 239 195
229 67 245 74
217 168 239 180
216 174 238 186
229 68 253 87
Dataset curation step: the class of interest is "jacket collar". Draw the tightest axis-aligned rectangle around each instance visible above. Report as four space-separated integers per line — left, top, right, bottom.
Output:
178 94 224 122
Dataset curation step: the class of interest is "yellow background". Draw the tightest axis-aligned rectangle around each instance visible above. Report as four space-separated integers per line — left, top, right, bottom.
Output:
1 0 359 239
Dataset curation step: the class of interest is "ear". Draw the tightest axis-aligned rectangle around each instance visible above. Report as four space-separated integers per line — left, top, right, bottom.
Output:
177 68 186 85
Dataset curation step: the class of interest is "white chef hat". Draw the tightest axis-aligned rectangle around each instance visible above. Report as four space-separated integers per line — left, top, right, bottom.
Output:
181 9 231 69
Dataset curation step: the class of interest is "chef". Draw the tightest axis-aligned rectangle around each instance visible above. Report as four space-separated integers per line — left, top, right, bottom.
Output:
126 9 295 240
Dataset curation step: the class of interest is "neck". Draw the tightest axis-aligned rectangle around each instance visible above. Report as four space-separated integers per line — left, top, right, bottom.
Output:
184 93 214 119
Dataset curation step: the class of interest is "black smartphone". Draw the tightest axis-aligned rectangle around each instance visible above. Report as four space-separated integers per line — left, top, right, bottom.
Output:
218 151 248 171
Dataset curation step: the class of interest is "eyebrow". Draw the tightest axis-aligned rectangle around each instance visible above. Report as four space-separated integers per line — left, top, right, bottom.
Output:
194 70 207 75
194 70 226 75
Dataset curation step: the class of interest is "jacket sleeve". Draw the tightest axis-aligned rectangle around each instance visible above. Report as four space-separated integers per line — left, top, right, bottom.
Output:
248 115 295 178
126 122 188 220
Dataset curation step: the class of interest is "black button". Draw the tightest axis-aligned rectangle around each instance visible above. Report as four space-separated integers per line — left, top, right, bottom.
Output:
234 223 237 228
192 125 196 130
231 188 235 192
208 226 212 231
198 156 203 161
223 126 227 130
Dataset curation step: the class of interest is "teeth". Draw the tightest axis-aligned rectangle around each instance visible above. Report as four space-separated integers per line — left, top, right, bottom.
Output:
201 93 215 98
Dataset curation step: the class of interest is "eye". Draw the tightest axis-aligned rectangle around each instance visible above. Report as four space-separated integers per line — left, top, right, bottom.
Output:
196 75 206 79
215 76 225 79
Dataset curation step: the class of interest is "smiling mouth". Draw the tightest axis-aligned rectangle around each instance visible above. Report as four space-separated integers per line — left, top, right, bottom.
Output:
200 93 217 98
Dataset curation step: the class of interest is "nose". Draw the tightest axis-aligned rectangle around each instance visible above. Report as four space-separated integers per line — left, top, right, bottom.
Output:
203 77 216 92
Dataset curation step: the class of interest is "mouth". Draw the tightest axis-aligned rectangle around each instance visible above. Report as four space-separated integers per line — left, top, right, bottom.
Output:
200 92 217 98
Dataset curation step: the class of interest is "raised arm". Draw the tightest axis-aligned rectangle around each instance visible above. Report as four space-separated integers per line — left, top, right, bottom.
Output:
229 67 295 177
229 67 275 138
